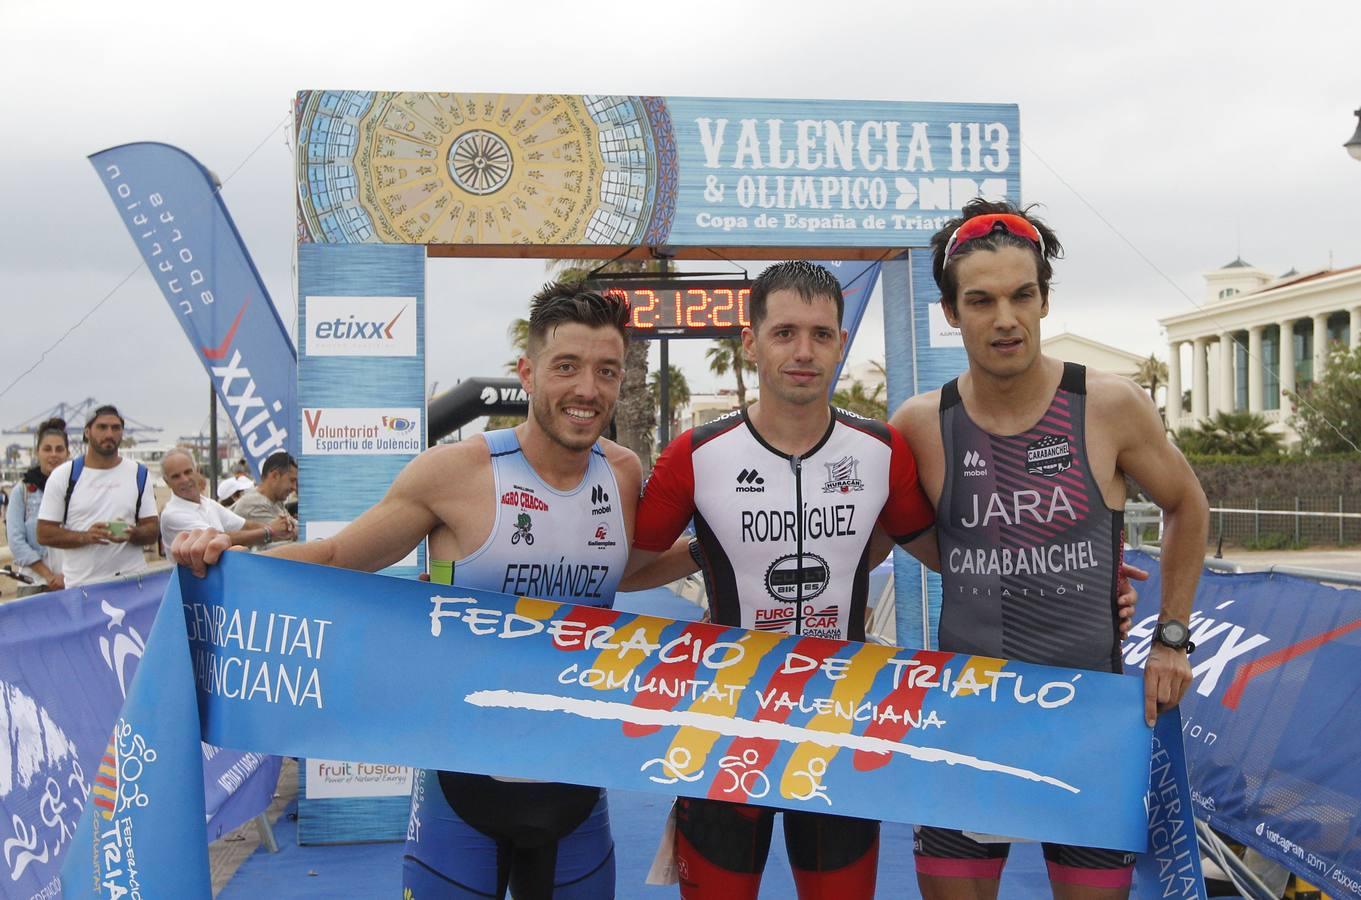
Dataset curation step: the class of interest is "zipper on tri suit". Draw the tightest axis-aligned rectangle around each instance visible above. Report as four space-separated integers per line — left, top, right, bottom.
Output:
791 454 804 635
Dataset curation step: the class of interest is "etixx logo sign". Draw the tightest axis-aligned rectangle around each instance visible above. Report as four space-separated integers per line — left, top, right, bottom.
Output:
305 296 416 357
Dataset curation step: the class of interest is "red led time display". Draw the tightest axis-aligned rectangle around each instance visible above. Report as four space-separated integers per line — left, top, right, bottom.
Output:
590 279 752 340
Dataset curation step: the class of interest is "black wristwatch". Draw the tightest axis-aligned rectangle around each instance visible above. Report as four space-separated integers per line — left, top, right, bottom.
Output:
1153 619 1195 653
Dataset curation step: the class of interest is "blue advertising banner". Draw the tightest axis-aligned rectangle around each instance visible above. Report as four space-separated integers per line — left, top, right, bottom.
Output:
295 92 1019 249
1135 708 1208 898
824 259 883 388
63 554 1158 896
885 250 967 649
296 242 427 582
1125 550 1361 898
0 574 277 900
89 142 298 476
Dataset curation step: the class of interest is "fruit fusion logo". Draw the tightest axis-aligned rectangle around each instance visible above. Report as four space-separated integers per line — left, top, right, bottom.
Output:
735 468 765 493
304 296 418 357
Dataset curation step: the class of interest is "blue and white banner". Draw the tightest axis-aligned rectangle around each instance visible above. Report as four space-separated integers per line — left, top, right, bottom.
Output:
296 244 426 582
1135 708 1207 898
295 92 1019 249
0 574 277 900
822 259 883 388
89 142 298 476
1126 550 1361 897
886 251 967 650
62 554 1165 896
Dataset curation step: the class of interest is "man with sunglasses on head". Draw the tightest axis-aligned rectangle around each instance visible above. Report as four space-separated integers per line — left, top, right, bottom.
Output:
176 282 639 899
888 199 1208 899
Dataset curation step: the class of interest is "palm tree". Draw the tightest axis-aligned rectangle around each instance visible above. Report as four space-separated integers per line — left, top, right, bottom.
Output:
1174 411 1282 457
832 380 887 419
648 365 691 438
1133 354 1169 414
503 318 530 374
706 338 756 408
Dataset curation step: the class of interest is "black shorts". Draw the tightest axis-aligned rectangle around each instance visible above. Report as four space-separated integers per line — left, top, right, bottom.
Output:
914 825 1136 889
674 796 879 899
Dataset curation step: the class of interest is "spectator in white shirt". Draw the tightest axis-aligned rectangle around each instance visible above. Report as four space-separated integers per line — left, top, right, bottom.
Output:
159 450 290 550
36 405 158 586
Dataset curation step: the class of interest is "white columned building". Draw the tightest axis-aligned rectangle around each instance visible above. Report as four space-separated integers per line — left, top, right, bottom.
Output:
1160 259 1361 440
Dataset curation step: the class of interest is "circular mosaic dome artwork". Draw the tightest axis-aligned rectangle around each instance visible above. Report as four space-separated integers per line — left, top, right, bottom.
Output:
296 91 677 247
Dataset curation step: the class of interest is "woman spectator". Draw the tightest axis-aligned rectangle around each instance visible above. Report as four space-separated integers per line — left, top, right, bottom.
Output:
6 417 70 590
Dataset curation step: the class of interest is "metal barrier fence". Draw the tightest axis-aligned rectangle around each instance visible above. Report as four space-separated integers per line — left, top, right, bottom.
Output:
1127 498 1361 550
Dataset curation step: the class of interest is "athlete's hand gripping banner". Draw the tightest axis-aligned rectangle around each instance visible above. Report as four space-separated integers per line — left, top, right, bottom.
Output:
64 553 1161 896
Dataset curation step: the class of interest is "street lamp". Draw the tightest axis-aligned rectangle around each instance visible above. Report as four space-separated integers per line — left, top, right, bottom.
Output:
1346 107 1361 161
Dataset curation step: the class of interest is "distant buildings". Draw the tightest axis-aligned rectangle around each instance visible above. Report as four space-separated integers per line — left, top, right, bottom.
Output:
1160 260 1361 437
1041 331 1147 381
677 391 743 432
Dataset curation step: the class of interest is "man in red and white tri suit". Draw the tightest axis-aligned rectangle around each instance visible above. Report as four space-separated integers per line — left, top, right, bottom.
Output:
631 261 937 900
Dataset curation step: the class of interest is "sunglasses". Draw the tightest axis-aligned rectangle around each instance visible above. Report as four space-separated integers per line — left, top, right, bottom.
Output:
943 214 1044 263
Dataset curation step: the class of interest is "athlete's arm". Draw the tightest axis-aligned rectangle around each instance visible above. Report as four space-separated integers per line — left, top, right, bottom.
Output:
174 443 467 578
1101 378 1208 725
625 431 697 580
866 526 940 571
619 535 699 591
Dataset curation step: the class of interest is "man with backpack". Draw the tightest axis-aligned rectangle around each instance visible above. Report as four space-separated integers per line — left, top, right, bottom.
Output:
36 404 158 586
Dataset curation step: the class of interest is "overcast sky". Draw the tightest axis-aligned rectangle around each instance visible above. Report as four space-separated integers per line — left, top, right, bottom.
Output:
2 0 1358 446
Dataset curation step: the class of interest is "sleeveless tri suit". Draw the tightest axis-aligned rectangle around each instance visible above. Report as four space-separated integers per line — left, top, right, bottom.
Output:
403 429 628 899
915 363 1137 888
636 407 935 899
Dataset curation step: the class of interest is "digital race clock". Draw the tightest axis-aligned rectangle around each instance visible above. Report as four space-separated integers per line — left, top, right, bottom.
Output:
590 279 752 339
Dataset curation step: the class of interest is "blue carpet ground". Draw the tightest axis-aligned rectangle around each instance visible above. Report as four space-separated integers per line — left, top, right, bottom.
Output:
218 791 1062 898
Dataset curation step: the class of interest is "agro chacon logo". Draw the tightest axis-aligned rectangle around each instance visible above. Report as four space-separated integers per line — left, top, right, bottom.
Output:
1025 434 1072 477
511 511 535 545
765 552 830 603
735 468 765 493
501 487 549 512
822 455 864 493
591 484 612 515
